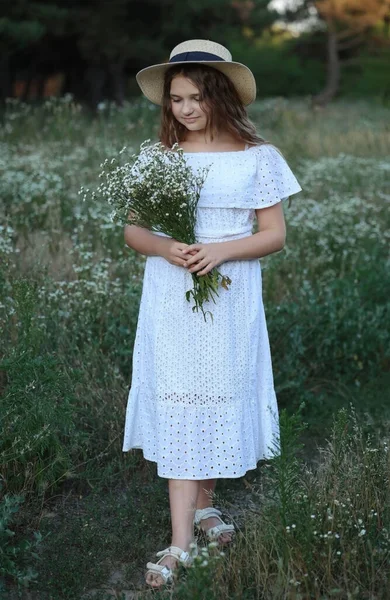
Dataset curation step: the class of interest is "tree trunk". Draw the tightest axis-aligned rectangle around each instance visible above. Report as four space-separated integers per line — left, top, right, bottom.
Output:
108 61 125 106
84 64 106 110
313 24 340 106
0 53 12 103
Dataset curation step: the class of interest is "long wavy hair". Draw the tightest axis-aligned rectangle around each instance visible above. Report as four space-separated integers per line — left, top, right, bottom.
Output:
159 64 270 149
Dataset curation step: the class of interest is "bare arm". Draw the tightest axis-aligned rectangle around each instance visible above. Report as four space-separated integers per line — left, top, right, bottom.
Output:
124 225 171 257
124 224 197 268
182 202 286 275
223 201 286 261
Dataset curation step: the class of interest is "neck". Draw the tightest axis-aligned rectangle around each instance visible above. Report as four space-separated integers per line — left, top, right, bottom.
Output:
185 129 237 146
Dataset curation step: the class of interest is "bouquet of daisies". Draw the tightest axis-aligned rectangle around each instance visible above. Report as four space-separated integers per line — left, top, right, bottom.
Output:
84 140 231 321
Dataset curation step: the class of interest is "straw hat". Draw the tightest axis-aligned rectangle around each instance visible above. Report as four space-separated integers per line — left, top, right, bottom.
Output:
136 39 256 106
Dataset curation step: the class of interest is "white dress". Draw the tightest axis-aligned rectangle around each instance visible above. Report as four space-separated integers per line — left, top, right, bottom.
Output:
122 144 302 479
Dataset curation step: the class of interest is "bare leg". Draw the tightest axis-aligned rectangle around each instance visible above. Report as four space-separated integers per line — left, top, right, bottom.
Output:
146 479 200 588
196 478 233 544
196 478 216 509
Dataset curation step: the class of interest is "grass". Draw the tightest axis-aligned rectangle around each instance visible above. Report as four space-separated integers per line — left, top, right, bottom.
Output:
0 95 390 598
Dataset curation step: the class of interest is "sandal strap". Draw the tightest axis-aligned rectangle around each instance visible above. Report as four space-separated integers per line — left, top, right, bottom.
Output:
155 545 191 565
194 507 222 525
145 562 173 584
207 523 235 540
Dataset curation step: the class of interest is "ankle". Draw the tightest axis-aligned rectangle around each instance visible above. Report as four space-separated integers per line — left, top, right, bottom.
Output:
171 536 195 552
196 501 213 511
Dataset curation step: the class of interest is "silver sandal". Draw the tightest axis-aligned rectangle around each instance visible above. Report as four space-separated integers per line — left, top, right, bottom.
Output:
194 507 235 542
145 544 196 587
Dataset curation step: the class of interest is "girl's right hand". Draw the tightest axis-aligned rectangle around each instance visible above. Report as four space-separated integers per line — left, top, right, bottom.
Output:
161 240 197 268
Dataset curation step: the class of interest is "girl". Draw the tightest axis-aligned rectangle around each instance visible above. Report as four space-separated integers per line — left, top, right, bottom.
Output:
122 39 302 588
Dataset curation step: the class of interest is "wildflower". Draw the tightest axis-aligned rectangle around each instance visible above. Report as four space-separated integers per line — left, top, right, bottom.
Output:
358 529 366 537
84 140 231 321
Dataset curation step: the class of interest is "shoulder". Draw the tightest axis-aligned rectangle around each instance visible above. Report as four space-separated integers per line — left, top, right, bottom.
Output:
249 142 283 157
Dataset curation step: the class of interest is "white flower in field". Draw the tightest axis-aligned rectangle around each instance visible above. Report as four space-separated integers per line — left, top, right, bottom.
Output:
336 551 341 555
310 514 316 519
189 542 197 549
291 524 296 529
358 529 366 537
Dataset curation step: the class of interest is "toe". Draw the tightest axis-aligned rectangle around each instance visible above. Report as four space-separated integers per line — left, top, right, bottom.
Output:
219 531 233 544
146 573 163 587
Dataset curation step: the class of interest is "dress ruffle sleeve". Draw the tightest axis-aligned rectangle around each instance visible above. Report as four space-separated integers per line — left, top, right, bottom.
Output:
184 144 302 210
251 144 302 209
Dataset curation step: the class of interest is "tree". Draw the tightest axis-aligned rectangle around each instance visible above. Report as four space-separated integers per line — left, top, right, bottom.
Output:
0 0 281 106
0 0 67 101
313 0 390 104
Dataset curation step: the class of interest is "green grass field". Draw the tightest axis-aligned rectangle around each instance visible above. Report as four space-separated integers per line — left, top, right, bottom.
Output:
1 96 390 599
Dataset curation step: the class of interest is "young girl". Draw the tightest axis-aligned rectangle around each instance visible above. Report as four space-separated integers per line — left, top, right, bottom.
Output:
122 39 302 588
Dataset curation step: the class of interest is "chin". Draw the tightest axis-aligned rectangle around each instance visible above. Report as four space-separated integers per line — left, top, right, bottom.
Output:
182 122 206 131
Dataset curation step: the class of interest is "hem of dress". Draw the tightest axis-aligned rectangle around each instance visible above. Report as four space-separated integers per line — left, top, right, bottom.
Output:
122 446 281 479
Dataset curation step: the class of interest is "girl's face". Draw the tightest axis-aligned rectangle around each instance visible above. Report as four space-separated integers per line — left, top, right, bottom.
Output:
170 75 208 132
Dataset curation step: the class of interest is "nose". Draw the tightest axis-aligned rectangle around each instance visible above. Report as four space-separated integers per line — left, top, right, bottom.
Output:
182 100 194 115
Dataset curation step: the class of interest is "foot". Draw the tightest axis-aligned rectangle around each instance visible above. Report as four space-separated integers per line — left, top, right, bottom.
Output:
145 554 178 588
194 508 235 545
145 544 195 589
197 516 233 544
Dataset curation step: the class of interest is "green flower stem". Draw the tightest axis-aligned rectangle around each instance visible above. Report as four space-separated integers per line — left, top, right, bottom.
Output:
186 269 232 323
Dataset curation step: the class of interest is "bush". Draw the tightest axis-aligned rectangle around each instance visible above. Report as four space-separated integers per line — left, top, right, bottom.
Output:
0 482 43 596
230 37 325 97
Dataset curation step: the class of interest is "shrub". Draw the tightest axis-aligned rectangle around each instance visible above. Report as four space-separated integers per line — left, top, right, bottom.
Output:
0 482 43 596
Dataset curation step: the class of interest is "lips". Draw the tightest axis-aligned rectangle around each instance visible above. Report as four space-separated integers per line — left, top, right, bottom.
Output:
183 117 198 122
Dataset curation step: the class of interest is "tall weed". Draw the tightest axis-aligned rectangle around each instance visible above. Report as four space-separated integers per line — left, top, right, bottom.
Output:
159 405 390 599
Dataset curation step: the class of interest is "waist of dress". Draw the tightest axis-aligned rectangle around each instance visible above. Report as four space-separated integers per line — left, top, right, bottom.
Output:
152 227 253 241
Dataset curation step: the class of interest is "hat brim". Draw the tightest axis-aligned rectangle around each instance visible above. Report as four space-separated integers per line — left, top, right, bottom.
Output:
136 61 256 106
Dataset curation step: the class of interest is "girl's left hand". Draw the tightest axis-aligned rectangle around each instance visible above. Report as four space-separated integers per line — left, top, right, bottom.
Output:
182 243 228 276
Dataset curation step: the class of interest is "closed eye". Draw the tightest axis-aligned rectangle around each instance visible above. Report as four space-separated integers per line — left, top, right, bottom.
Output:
170 97 200 102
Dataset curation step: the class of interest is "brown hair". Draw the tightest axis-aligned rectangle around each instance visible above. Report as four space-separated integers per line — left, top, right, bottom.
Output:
159 64 269 149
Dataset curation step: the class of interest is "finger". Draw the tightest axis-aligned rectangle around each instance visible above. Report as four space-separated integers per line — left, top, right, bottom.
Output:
189 258 209 273
184 252 203 267
182 244 202 255
176 243 190 251
197 264 213 276
174 258 189 268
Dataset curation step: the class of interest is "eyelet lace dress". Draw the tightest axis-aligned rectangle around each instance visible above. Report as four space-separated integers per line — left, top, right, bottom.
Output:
122 144 302 479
